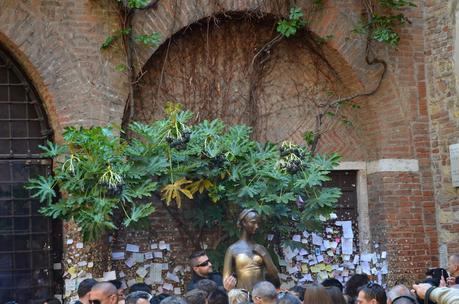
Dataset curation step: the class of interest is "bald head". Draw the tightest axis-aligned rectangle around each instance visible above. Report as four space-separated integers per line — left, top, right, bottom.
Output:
449 254 459 277
90 282 119 304
387 285 411 304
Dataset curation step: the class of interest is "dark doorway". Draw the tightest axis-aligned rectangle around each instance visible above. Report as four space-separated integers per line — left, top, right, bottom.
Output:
0 47 62 303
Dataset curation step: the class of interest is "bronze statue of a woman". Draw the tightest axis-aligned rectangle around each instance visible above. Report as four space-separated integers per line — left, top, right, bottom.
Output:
223 208 279 292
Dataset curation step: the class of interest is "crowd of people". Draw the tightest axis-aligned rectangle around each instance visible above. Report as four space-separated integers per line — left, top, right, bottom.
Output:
37 252 459 304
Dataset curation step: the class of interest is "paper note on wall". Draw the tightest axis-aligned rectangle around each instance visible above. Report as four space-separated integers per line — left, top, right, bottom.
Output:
126 244 140 253
342 238 353 255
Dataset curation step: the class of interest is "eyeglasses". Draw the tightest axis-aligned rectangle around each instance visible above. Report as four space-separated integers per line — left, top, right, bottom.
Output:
196 259 210 267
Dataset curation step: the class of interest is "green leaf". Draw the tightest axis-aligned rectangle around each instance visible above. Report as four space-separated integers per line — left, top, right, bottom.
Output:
127 0 151 9
123 203 156 226
26 176 56 204
101 35 118 50
135 33 161 46
115 64 128 72
38 140 66 157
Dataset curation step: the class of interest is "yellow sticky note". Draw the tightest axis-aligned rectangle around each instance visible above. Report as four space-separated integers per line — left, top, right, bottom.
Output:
325 265 333 272
310 265 320 273
68 266 77 277
301 264 309 273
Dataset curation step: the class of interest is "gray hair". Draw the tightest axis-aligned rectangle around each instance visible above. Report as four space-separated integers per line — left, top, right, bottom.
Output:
159 296 188 304
228 289 249 304
126 291 151 304
387 285 411 301
252 281 277 300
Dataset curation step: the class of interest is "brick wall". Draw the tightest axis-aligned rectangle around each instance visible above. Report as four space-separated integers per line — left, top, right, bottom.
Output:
1 0 456 296
424 0 459 264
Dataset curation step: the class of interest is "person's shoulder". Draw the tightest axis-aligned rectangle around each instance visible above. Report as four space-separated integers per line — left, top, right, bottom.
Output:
210 272 224 283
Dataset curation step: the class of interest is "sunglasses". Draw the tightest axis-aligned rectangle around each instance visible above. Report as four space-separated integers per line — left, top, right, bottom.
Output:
196 259 210 267
89 301 101 304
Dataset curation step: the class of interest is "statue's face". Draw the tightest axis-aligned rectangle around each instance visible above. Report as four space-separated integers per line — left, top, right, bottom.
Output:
243 212 259 234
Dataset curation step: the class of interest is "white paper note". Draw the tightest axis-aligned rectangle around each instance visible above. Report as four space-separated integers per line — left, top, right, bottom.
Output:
342 238 353 255
150 263 163 283
292 235 301 242
163 283 173 290
312 233 323 246
126 244 140 253
103 271 117 281
136 267 148 278
112 252 125 260
166 272 180 282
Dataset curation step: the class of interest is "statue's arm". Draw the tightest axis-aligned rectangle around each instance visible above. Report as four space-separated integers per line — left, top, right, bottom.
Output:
222 247 233 281
254 244 279 278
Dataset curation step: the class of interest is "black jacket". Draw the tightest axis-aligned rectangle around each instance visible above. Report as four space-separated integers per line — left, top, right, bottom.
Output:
186 271 223 291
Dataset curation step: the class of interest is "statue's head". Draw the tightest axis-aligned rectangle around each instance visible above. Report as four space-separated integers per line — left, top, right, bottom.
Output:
237 208 260 234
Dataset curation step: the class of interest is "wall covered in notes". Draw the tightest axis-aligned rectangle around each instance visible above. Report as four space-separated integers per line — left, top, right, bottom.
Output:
2 0 459 302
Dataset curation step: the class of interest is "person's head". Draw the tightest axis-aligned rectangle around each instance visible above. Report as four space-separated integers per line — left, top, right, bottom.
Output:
190 250 213 277
158 296 187 304
345 274 370 298
356 282 387 304
324 286 346 304
109 279 126 300
237 209 260 235
277 291 301 304
208 288 229 304
252 281 277 304
227 288 249 304
303 284 333 304
125 291 151 304
150 294 169 304
425 267 448 286
78 278 98 300
387 285 414 304
129 283 152 295
322 278 344 292
42 298 61 304
90 282 119 304
289 285 305 301
184 289 208 304
448 254 459 277
196 278 218 293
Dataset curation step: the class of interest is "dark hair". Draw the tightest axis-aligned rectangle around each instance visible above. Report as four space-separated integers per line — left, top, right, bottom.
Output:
277 292 302 304
189 250 207 260
126 291 151 304
109 279 123 289
184 289 208 304
196 279 218 294
358 282 387 304
43 298 61 304
322 278 344 292
289 285 306 301
130 282 152 294
77 278 98 298
159 296 188 304
207 288 229 304
345 274 369 298
303 284 333 304
150 294 170 304
424 268 448 287
324 286 346 304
